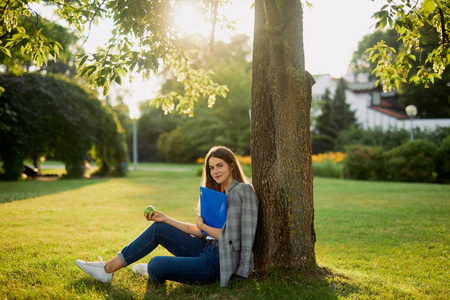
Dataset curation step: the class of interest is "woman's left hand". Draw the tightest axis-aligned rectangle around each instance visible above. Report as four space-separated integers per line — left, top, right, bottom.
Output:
196 215 204 231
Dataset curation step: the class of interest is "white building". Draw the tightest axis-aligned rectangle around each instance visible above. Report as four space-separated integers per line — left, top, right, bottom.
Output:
312 73 450 131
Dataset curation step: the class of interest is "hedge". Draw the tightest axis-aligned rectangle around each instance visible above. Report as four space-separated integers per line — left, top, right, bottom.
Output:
343 139 445 183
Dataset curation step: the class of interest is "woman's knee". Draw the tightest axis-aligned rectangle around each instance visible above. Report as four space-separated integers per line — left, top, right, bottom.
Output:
147 256 167 282
145 222 166 238
148 222 171 234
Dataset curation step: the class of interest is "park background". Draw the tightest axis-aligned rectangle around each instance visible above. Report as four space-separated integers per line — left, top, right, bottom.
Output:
1 0 450 299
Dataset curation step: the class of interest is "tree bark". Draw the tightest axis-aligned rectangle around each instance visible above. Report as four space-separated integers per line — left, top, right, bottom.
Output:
251 0 316 270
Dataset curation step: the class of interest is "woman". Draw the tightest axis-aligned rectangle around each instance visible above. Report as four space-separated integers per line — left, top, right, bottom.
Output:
75 146 258 287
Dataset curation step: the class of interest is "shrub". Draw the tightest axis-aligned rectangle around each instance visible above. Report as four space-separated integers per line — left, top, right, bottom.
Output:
434 136 450 183
313 160 343 178
385 139 437 183
157 129 199 163
336 127 410 151
0 73 127 180
343 145 385 180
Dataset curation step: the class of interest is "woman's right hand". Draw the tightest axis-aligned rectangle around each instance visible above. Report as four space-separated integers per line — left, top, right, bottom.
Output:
144 211 167 223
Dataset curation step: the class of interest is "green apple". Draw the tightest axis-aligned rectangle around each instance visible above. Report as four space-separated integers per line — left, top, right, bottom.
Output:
144 205 155 216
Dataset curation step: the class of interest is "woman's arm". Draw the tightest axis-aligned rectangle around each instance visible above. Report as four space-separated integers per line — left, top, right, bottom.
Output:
146 211 204 239
196 215 221 240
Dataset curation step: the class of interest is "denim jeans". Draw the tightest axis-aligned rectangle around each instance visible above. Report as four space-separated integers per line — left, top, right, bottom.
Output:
118 222 220 284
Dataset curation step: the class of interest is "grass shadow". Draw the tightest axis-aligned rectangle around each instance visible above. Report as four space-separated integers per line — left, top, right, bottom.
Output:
0 178 110 204
137 266 361 299
67 278 137 299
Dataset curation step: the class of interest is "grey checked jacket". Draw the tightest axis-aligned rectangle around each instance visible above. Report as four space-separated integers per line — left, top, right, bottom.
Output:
218 180 259 287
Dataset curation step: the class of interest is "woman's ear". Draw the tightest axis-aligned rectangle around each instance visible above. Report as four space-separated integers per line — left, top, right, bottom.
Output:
230 162 235 170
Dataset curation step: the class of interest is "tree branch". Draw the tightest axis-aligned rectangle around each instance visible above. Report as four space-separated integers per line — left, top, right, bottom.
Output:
85 0 108 43
437 7 449 51
209 0 218 57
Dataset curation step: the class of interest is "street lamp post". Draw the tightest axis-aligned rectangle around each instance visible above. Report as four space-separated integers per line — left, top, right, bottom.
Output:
133 119 138 170
130 109 140 171
405 105 417 141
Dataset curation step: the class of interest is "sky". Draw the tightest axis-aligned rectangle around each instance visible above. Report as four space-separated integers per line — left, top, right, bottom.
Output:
33 0 386 116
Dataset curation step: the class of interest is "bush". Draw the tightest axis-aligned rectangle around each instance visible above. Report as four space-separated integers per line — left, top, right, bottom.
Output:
313 160 343 178
343 145 385 180
336 126 450 152
435 136 450 183
157 129 199 163
0 73 127 180
336 127 410 151
385 139 437 183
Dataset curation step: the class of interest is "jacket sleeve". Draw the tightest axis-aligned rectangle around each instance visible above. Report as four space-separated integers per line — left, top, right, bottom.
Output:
235 184 259 277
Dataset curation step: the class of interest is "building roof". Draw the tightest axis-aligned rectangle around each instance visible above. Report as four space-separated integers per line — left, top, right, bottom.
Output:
347 81 377 91
371 106 409 119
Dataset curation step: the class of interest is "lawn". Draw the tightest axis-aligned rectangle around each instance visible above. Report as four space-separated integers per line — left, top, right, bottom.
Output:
0 165 448 299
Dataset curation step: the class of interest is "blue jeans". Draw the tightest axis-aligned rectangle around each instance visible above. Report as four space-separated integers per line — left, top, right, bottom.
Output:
117 222 220 284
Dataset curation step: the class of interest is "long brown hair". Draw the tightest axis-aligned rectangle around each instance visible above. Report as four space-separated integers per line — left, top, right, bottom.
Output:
201 146 249 192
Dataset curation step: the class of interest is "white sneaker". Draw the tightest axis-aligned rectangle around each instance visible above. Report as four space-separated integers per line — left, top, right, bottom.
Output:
75 256 113 283
132 263 148 277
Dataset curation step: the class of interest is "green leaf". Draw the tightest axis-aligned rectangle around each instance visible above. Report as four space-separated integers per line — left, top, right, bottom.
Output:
379 18 387 31
36 55 42 67
53 43 60 56
78 55 89 69
0 47 11 57
422 0 436 12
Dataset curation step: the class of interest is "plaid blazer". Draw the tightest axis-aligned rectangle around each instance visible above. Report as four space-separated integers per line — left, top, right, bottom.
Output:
218 180 259 287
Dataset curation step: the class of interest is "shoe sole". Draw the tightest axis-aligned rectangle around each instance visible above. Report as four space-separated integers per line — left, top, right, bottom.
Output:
75 260 112 283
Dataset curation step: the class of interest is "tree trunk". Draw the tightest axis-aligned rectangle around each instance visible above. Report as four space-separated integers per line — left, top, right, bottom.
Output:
251 0 316 270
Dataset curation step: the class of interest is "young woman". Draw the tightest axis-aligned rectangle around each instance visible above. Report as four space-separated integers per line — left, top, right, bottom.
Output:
75 146 258 287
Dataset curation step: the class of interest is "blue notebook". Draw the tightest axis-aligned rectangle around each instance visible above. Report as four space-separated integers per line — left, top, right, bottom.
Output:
200 186 227 236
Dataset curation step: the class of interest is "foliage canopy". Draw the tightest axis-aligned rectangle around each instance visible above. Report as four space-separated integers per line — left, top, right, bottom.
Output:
351 25 450 118
1 0 229 111
137 35 252 163
0 14 83 76
368 0 450 91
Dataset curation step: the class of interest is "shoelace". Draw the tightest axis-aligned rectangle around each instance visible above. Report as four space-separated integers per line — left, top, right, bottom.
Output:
97 256 105 263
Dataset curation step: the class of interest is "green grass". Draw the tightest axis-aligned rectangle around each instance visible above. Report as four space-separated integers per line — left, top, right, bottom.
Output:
0 168 448 299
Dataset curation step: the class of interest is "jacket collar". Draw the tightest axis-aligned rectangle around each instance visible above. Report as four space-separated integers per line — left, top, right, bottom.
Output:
226 179 239 194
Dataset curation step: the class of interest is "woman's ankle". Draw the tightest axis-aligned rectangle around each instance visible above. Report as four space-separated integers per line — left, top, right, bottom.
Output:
105 256 123 273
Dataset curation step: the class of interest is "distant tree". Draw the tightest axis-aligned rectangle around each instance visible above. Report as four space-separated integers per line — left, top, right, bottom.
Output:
332 78 356 131
400 67 450 118
312 89 337 153
0 73 127 180
312 79 356 153
139 35 252 163
137 106 178 162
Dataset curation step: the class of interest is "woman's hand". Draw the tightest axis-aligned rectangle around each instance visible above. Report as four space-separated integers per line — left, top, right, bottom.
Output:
144 211 167 223
196 214 204 231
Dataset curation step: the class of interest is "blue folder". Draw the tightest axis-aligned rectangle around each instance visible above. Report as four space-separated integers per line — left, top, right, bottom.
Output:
200 186 227 236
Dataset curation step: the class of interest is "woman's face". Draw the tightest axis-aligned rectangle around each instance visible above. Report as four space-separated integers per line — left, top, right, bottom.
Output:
208 157 233 188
